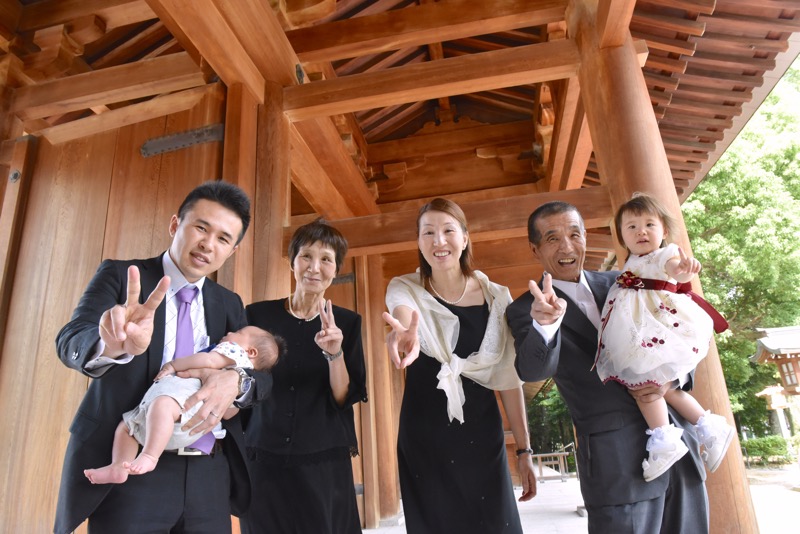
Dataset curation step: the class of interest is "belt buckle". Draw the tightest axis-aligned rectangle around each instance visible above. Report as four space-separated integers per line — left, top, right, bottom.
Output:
177 446 204 456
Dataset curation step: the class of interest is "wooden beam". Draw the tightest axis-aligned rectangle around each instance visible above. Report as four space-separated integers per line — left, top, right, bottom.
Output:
284 39 580 121
287 0 567 63
548 77 583 190
0 135 37 349
211 0 300 87
19 0 155 33
376 183 541 214
286 186 612 256
146 0 265 103
289 125 360 220
34 84 213 144
597 0 636 49
0 1 21 40
368 120 534 164
151 0 377 217
10 51 205 120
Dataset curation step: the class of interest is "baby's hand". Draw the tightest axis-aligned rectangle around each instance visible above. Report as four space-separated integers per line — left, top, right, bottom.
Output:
155 362 176 382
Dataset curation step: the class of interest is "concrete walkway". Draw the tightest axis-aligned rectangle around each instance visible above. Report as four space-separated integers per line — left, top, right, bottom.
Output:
366 463 800 533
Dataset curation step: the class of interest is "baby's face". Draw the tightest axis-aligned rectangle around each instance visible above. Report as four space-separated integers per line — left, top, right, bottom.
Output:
221 326 261 350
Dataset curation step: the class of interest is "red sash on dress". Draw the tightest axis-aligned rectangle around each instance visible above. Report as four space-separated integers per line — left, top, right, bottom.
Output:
615 271 729 334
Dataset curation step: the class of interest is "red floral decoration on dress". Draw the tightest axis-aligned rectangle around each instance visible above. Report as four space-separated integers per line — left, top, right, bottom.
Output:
616 271 644 289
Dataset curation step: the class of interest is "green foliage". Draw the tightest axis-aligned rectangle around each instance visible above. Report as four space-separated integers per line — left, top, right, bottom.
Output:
681 60 800 433
527 384 574 455
741 435 793 465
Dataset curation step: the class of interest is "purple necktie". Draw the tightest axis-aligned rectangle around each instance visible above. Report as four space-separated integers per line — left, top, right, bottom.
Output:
174 286 214 454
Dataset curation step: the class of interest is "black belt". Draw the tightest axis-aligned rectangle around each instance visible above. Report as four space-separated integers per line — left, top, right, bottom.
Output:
165 439 224 457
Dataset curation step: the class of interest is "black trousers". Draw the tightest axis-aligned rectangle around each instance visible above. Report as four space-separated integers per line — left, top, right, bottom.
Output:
89 450 232 534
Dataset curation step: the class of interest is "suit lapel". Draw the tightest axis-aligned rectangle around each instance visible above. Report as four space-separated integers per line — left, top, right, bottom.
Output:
555 285 597 343
141 255 167 379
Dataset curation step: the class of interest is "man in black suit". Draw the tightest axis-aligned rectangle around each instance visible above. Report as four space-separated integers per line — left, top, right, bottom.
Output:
54 181 271 534
506 201 708 533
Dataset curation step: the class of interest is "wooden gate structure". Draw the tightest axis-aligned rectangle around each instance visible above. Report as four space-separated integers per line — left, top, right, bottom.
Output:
1 1 799 531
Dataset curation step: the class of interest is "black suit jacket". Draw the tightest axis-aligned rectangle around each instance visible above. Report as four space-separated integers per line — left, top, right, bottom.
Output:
506 270 704 507
53 255 260 534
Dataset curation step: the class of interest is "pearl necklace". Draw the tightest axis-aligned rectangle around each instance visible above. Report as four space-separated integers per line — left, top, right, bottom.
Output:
287 295 320 322
429 277 468 305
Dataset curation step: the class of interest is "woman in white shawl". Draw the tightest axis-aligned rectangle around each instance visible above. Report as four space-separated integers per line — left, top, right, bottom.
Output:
383 198 536 533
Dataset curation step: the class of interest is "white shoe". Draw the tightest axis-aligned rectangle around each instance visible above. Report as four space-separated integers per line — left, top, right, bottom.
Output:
642 424 689 482
696 411 735 473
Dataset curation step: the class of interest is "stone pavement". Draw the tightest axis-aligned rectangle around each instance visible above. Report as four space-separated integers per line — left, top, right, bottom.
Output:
366 463 800 533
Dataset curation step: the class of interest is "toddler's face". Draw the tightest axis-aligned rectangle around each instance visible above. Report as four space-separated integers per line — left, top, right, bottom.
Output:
620 211 666 256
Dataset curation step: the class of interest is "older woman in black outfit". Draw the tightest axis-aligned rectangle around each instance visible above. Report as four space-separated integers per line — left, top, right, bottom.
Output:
241 219 367 534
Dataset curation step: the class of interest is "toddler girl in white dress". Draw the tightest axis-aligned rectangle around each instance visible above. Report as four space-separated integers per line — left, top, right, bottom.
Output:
596 193 734 481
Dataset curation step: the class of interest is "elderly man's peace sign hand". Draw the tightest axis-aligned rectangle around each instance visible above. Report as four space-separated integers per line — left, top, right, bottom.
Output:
382 310 420 369
528 272 567 325
314 299 344 356
99 266 170 358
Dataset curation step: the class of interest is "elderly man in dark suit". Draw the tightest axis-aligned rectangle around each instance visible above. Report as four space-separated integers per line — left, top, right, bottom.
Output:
54 181 271 534
506 201 708 534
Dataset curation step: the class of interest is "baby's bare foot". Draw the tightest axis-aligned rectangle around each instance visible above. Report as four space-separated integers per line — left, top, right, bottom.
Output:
125 452 159 475
84 464 129 485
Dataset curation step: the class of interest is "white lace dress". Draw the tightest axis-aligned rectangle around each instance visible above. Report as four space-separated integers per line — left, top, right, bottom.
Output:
595 244 713 388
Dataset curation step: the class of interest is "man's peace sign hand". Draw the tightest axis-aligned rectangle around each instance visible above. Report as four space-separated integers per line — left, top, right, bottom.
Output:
528 272 567 325
99 266 170 357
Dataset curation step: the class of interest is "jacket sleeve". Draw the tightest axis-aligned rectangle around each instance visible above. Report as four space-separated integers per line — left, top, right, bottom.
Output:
55 260 126 376
506 295 561 382
334 311 367 409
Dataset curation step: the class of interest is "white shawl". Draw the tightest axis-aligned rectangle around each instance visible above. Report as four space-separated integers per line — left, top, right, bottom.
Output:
385 270 522 423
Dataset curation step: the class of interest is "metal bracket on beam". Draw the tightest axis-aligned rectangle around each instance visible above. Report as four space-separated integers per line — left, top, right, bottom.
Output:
140 124 225 158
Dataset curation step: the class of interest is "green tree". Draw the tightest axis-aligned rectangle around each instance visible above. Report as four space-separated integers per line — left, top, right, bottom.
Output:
682 60 800 435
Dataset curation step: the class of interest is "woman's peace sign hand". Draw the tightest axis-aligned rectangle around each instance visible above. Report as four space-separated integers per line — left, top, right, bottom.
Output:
314 299 344 356
382 309 420 369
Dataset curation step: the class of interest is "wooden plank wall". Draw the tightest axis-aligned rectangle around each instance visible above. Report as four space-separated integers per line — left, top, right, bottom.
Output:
0 90 226 532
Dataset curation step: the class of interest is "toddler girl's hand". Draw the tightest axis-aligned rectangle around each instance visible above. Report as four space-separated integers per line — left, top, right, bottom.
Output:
155 362 176 382
674 248 702 277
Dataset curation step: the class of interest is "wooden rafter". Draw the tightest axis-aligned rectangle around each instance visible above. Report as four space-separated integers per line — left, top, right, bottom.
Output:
284 39 580 121
19 0 156 33
10 51 205 120
287 0 567 64
287 186 612 256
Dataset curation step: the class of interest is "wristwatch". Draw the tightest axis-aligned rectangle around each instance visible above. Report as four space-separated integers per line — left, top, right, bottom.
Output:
515 447 534 457
321 347 343 361
234 367 253 396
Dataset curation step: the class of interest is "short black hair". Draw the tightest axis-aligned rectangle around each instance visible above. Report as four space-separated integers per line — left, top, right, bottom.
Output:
245 326 287 371
287 218 349 274
528 201 584 245
177 181 251 244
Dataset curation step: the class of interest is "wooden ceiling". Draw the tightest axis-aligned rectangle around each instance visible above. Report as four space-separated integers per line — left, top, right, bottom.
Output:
1 0 799 297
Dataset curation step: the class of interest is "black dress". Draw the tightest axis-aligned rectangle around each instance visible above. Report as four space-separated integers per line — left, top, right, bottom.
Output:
398 300 522 533
241 299 367 534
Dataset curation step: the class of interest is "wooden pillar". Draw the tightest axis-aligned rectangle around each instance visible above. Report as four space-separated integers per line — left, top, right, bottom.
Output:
354 256 381 528
567 1 758 532
0 135 36 354
365 254 401 519
218 83 258 302
253 80 291 302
